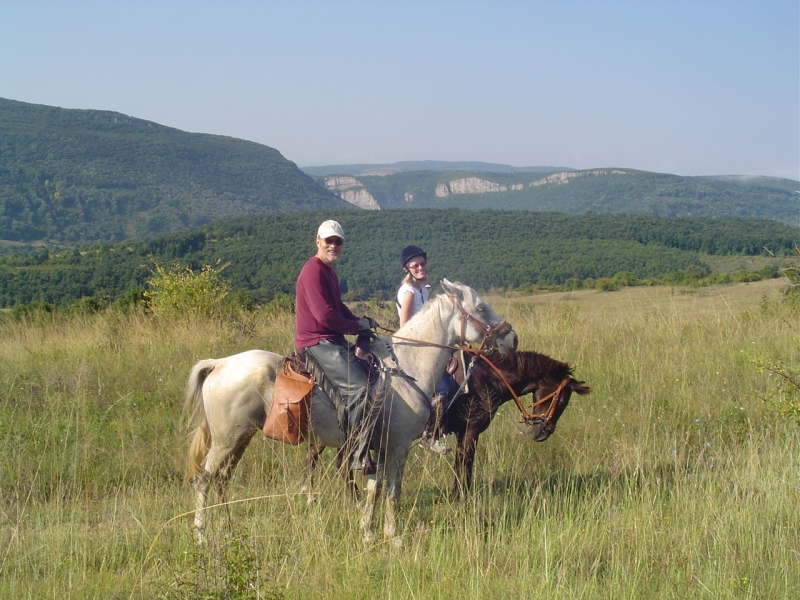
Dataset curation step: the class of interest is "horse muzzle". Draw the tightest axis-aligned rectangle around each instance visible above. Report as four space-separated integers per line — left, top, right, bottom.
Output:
528 418 555 442
491 324 518 356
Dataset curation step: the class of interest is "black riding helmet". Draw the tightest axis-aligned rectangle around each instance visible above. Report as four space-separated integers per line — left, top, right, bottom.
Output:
399 245 427 268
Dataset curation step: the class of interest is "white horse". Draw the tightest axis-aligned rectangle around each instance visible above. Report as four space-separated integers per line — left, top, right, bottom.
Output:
185 279 517 546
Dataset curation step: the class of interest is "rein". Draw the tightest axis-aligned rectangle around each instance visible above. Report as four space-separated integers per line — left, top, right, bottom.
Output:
377 290 567 424
446 294 514 350
378 292 560 425
383 324 567 424
384 293 512 351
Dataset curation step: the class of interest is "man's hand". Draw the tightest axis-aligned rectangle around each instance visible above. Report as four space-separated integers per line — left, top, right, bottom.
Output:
358 316 378 331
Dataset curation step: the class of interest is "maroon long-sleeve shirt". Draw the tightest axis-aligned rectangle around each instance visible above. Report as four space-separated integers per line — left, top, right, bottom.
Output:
294 256 360 350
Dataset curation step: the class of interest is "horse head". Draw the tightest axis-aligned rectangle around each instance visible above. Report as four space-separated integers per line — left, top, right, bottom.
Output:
527 390 569 442
524 371 591 443
440 279 517 356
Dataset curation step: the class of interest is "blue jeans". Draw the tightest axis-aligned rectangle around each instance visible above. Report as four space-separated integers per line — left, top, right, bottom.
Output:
436 372 454 399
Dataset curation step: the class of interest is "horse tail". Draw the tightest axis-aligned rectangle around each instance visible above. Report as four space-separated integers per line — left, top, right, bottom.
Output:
570 379 592 396
185 359 216 478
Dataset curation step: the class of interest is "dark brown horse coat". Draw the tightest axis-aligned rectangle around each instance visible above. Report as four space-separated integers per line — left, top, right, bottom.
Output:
443 350 591 497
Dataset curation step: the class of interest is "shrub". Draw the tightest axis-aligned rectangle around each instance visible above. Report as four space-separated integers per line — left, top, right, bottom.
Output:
143 260 231 317
612 271 638 287
755 358 800 425
263 292 294 315
11 300 55 321
595 277 618 292
780 244 800 310
67 294 109 315
113 286 146 311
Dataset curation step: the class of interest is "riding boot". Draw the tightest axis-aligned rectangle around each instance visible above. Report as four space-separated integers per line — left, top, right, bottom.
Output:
418 395 450 454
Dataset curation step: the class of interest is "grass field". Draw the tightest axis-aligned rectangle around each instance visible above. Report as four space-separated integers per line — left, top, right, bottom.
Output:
0 279 797 599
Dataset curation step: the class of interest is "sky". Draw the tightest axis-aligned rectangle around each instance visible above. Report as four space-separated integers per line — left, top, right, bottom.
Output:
1 1 798 180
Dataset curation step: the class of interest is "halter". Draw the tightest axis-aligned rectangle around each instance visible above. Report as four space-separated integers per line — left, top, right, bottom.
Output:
474 355 570 424
443 293 569 424
446 293 514 351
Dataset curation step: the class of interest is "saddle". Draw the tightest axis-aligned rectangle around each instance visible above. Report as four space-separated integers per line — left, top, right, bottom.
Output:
262 340 385 445
449 349 470 394
262 355 314 445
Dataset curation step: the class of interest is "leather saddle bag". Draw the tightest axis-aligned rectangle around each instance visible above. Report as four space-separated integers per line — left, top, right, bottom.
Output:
262 359 314 444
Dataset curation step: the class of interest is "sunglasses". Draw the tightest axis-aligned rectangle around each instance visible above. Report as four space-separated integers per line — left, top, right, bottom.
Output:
322 237 343 247
407 261 427 269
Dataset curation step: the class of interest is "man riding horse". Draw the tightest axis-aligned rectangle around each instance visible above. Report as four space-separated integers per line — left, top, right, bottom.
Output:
294 220 379 475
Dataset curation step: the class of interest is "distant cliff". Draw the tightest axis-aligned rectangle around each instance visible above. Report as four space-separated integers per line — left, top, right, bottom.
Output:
309 167 798 226
324 176 381 210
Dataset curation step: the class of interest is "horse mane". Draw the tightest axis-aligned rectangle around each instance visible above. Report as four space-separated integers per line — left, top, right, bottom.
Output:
395 290 449 334
489 350 574 381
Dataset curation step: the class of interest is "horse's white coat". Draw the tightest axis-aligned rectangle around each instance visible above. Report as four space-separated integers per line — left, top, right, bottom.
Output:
185 279 516 545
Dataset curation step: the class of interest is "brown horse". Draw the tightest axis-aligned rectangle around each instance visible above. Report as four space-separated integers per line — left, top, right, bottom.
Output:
304 350 590 500
442 350 591 497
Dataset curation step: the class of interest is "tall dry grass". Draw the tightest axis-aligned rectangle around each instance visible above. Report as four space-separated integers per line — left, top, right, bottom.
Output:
0 279 797 599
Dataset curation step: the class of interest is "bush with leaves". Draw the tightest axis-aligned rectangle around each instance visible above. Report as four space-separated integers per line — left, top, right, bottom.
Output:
755 246 800 424
143 260 231 317
780 244 800 309
263 292 294 315
756 358 800 425
11 300 55 322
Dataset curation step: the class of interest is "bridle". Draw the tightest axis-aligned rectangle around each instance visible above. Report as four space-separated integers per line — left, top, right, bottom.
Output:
463 350 568 424
443 293 568 425
385 292 514 354
382 291 571 425
446 293 514 351
530 377 570 424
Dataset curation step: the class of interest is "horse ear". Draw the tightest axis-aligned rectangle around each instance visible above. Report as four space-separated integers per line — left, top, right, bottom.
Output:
440 278 462 300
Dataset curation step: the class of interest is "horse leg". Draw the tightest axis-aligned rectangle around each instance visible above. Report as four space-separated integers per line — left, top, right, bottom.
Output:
451 429 479 499
360 475 381 543
303 444 359 504
192 468 212 545
345 468 358 501
192 433 254 543
336 445 360 500
301 444 323 503
381 448 408 548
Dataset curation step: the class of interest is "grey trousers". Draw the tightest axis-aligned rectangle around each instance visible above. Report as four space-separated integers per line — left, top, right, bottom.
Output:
302 339 372 470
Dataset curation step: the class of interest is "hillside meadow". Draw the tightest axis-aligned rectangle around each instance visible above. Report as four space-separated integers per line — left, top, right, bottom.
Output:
0 279 797 599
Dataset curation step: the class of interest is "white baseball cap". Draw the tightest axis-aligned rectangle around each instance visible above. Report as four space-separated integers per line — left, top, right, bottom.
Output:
317 220 344 240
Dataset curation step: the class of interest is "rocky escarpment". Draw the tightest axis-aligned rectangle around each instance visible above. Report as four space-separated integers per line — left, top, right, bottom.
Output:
435 170 627 196
325 170 630 207
530 169 628 186
323 176 380 210
436 177 518 197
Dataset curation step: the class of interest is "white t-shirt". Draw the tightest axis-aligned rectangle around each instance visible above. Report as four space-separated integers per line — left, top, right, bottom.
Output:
397 283 429 318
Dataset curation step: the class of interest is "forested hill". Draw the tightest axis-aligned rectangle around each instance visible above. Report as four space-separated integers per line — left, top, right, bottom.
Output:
3 96 796 257
0 98 350 248
310 165 799 225
0 209 795 307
